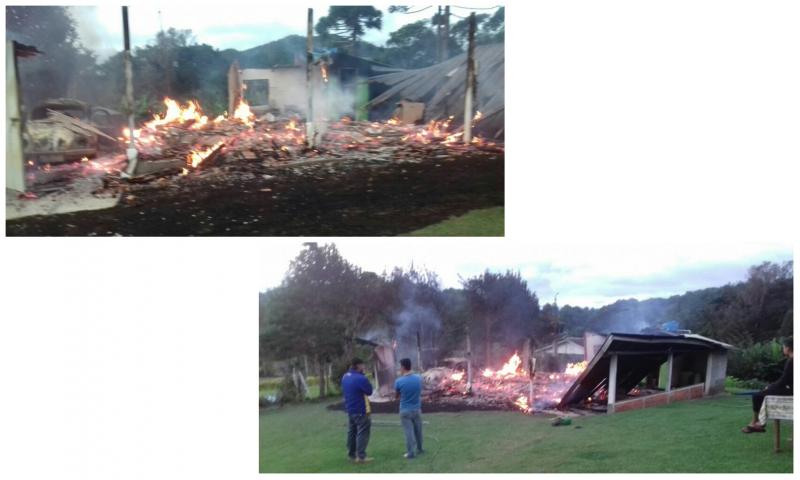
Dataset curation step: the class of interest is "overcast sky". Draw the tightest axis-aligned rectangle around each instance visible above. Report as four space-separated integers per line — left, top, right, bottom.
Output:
67 4 501 61
258 240 792 308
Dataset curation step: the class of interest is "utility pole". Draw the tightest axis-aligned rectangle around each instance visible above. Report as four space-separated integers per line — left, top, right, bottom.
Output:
122 6 138 176
6 41 26 192
443 6 450 61
306 8 315 148
463 12 477 145
436 6 443 62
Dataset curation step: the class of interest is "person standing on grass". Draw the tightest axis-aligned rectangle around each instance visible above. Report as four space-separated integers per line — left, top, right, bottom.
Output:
742 337 793 433
341 358 374 463
395 358 424 459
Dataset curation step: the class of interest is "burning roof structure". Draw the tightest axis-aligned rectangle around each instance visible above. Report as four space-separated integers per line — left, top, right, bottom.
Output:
369 43 504 139
558 332 733 413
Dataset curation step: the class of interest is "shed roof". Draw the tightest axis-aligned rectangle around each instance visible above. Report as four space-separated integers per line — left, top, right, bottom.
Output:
558 332 732 407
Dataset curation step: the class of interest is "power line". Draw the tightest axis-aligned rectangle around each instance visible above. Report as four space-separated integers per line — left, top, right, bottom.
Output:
451 5 502 10
400 6 434 14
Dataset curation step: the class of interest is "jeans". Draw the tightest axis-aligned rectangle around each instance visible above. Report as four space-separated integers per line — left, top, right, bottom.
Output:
400 409 423 457
347 413 371 459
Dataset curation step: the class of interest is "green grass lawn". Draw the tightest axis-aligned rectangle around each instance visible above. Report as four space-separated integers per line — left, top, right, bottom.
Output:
405 207 504 236
260 394 792 473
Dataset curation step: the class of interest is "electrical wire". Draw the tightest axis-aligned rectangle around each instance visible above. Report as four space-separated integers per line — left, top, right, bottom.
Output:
397 6 434 15
451 5 502 10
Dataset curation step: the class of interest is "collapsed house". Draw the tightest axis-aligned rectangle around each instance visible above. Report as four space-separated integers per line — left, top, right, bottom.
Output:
233 50 400 119
558 332 732 413
368 43 505 138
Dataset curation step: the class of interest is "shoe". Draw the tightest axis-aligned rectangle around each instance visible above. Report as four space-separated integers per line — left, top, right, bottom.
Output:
356 457 374 464
417 449 425 455
404 453 415 459
348 456 357 463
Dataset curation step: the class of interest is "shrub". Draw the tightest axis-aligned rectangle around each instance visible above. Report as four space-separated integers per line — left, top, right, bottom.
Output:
727 340 786 382
725 376 767 390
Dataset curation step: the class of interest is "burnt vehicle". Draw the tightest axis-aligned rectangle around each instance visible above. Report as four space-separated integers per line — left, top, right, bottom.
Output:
23 98 125 164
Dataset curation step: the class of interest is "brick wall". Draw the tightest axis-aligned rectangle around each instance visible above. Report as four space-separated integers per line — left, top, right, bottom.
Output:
610 383 706 413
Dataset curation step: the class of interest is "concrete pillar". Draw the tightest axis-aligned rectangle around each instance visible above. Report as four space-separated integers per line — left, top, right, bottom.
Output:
608 354 618 413
666 352 674 395
704 352 713 395
6 40 26 192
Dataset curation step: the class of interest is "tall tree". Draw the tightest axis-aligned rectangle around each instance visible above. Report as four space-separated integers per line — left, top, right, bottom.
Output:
6 6 97 109
315 6 383 54
462 270 540 367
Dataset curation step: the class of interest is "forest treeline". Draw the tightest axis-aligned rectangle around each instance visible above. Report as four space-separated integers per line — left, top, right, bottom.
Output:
6 6 504 119
259 243 793 385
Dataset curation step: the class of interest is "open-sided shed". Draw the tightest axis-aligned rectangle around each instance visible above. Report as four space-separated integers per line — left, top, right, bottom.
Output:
559 332 732 413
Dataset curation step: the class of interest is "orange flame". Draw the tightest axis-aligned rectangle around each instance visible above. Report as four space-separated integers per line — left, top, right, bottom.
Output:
187 140 224 168
514 395 532 413
233 99 254 126
564 361 588 376
450 372 464 381
483 352 523 380
144 97 208 130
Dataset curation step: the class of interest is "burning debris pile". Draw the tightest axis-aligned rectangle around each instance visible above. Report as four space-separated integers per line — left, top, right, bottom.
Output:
11 95 504 233
421 353 589 415
114 97 502 177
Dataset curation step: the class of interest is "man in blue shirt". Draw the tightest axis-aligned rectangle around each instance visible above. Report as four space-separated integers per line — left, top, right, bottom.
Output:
341 358 374 463
394 358 424 459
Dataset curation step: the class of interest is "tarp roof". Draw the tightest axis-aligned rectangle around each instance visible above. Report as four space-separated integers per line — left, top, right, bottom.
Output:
368 43 504 138
558 332 732 407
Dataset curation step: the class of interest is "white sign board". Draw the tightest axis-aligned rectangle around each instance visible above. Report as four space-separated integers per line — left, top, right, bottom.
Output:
765 396 793 421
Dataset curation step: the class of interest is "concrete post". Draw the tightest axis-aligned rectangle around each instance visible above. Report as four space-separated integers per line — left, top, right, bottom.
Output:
466 331 472 394
305 8 315 147
608 354 618 413
704 352 714 395
122 7 138 176
6 41 26 192
463 12 476 144
666 352 674 392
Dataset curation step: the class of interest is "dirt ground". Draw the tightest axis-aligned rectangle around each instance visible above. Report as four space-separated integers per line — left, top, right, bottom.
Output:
6 152 503 236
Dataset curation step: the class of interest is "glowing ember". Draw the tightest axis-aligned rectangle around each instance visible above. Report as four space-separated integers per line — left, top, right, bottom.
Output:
321 64 329 83
564 361 588 376
450 372 464 381
187 140 224 168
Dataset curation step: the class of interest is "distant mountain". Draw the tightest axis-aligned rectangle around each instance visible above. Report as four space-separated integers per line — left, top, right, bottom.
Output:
558 271 793 347
233 35 389 69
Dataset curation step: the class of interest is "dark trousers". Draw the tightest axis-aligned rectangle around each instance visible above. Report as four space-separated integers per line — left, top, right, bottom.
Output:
347 413 371 459
752 385 792 413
